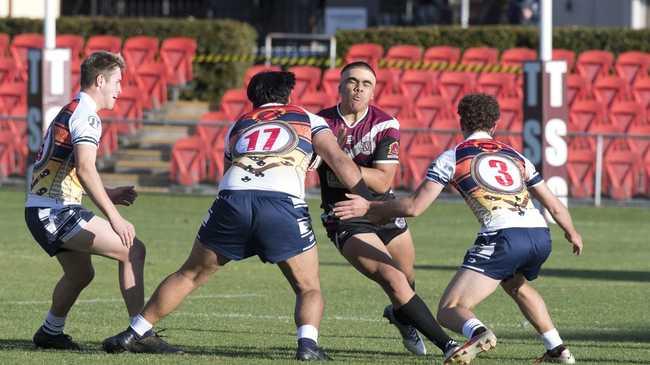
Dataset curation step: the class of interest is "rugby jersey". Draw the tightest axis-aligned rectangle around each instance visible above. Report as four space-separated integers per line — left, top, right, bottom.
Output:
26 92 102 208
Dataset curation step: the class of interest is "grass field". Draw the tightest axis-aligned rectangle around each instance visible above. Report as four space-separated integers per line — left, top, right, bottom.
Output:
0 187 649 365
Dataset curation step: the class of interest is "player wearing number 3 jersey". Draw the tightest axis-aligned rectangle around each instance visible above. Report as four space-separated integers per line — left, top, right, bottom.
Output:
103 71 378 360
333 94 584 364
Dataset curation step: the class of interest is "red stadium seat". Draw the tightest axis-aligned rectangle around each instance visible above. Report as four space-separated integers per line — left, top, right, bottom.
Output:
220 88 252 120
461 47 499 66
160 37 197 86
344 43 384 70
437 71 475 107
569 100 607 132
84 35 121 57
566 136 596 199
170 136 208 186
134 62 168 109
566 74 592 107
298 91 335 114
10 33 44 81
414 95 453 128
399 70 436 100
385 45 423 67
552 49 576 72
196 111 229 181
476 72 517 98
592 76 631 108
404 131 444 190
123 36 159 71
0 57 18 84
56 34 84 61
615 51 650 85
243 65 281 87
96 109 119 157
374 68 397 99
0 131 18 177
0 33 9 57
375 93 414 119
632 77 650 108
321 67 341 99
496 97 523 150
112 86 144 135
609 100 646 133
576 50 614 84
500 47 537 67
288 66 322 100
423 46 461 65
0 81 27 113
430 116 463 150
603 138 642 200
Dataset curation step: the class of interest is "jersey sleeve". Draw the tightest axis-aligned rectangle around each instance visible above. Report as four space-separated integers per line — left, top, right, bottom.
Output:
307 110 331 136
373 118 400 164
425 149 456 186
69 113 101 147
522 154 544 187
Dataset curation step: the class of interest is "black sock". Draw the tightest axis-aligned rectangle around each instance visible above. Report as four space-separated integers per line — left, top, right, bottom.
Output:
394 294 453 351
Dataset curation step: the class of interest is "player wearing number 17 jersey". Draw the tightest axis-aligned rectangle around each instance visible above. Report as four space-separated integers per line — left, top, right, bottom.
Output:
333 94 584 364
103 71 378 361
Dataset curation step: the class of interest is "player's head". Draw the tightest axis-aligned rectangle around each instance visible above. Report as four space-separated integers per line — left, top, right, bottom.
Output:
80 51 125 110
247 71 296 108
339 61 376 114
457 93 500 136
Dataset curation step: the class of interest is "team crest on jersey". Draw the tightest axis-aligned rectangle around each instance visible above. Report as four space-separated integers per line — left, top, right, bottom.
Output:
87 115 100 129
387 141 399 159
471 152 525 194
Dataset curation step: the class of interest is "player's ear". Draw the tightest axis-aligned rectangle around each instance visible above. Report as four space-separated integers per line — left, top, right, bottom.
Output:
95 73 105 88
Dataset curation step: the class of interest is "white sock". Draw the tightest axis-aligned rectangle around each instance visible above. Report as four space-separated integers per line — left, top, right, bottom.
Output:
461 318 485 339
130 314 153 337
42 311 66 335
297 324 319 343
541 328 563 350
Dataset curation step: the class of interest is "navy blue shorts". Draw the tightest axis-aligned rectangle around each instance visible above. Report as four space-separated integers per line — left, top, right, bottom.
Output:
461 227 552 281
196 190 317 263
25 206 95 257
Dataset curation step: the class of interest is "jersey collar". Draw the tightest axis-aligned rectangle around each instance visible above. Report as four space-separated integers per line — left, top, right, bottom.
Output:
465 131 492 140
78 91 98 112
336 103 369 128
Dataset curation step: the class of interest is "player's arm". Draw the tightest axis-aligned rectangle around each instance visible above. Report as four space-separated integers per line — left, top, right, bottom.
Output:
313 129 374 199
105 186 138 206
529 182 583 255
333 179 443 221
360 163 397 193
75 145 135 247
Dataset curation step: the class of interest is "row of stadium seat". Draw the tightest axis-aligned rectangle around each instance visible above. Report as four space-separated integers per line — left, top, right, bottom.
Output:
0 33 196 108
344 43 650 85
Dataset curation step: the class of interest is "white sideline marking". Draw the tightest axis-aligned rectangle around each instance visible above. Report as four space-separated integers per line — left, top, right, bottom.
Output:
3 293 260 305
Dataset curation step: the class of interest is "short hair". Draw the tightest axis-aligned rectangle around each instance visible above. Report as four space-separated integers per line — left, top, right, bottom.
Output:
80 51 125 90
457 93 501 132
247 71 296 107
340 61 376 78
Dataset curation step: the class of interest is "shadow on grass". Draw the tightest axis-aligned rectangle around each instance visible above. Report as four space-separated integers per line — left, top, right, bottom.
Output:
170 326 394 341
495 328 650 347
321 262 650 283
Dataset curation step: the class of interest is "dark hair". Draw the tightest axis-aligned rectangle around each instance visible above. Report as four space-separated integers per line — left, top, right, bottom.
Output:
247 71 296 107
457 93 501 132
340 61 376 77
80 51 125 90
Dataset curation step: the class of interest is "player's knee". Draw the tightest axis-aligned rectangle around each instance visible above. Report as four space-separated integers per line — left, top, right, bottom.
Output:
65 266 95 289
375 264 409 294
129 238 146 263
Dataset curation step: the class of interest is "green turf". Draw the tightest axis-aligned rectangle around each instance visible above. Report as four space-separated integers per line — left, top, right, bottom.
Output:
0 188 648 364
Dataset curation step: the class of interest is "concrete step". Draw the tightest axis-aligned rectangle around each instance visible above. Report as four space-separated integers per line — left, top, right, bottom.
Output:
113 160 170 174
162 100 210 120
137 125 189 147
116 148 169 162
101 172 170 187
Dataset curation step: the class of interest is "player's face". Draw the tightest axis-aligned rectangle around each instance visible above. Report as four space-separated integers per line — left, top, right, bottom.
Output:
101 67 122 110
339 67 375 113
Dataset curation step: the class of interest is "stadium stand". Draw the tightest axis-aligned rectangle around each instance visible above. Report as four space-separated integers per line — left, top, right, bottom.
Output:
423 46 461 65
160 37 198 86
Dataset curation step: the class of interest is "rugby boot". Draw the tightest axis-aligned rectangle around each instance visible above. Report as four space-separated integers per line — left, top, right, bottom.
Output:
444 327 497 365
295 338 332 361
383 304 427 355
534 345 576 364
33 326 81 350
102 327 183 354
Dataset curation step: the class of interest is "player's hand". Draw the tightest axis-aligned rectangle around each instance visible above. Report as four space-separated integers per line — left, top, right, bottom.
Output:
333 193 370 220
110 215 136 248
565 231 583 256
107 186 138 206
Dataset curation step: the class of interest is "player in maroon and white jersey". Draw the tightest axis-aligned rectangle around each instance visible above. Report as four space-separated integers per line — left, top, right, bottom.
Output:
316 62 463 360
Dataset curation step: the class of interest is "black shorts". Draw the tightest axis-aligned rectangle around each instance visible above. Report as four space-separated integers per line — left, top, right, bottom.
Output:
321 212 408 250
25 206 95 257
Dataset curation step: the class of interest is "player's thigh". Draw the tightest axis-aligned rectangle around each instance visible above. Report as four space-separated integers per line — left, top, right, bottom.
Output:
56 250 94 283
386 229 415 277
62 215 134 261
179 239 229 280
500 273 528 296
277 246 321 293
341 233 401 279
439 269 501 310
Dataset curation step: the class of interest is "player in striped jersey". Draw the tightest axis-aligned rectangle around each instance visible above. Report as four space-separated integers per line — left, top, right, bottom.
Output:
25 52 147 350
333 94 583 364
